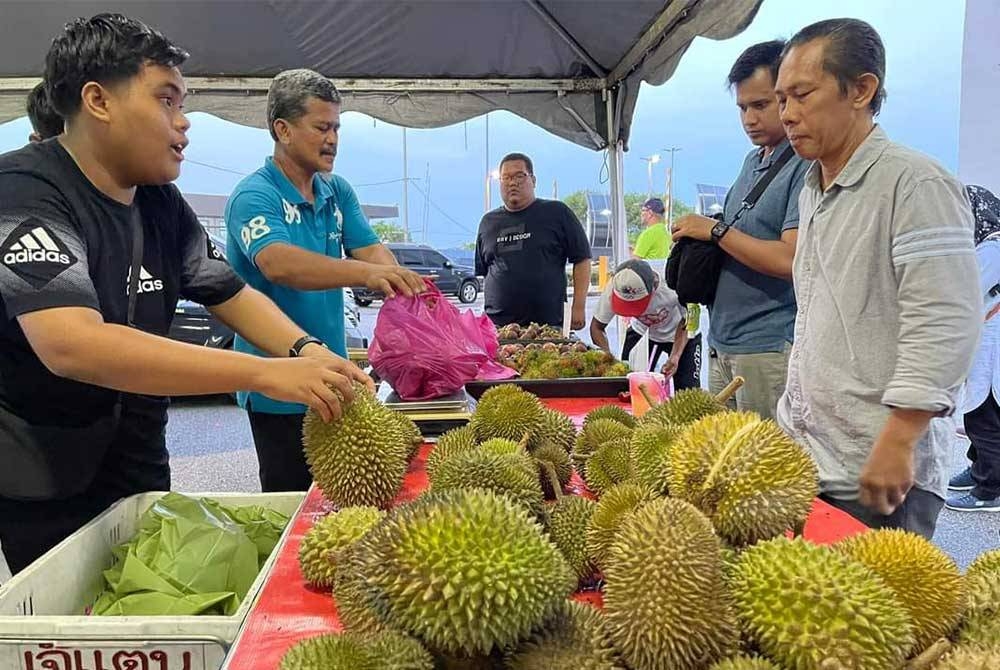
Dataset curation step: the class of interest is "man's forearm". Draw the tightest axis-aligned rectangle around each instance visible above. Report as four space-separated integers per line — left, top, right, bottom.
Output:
572 261 591 304
671 322 689 359
590 322 611 353
350 243 398 266
258 244 374 290
208 286 307 358
27 312 267 396
719 229 795 280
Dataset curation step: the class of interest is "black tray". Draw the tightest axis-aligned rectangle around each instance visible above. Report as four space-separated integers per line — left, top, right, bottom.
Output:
465 376 628 399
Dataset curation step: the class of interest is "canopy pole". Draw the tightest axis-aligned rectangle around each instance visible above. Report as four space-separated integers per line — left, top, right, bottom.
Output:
605 90 628 268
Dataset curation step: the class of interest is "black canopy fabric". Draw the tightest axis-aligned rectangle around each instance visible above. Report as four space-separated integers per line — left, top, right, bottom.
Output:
0 0 763 149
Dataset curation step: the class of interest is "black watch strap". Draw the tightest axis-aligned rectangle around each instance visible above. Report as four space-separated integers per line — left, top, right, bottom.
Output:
289 335 326 357
711 221 732 244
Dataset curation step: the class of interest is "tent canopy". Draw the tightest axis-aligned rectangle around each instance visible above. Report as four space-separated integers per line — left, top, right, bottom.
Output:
0 0 762 150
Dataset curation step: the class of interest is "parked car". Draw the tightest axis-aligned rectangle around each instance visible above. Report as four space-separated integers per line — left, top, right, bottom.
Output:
351 242 482 306
168 233 367 349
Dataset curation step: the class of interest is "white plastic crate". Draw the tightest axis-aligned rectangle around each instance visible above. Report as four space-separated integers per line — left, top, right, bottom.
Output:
0 491 305 670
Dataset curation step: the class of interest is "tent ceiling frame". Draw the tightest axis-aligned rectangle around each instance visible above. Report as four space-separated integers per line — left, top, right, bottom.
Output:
525 0 609 77
0 76 609 95
607 0 700 85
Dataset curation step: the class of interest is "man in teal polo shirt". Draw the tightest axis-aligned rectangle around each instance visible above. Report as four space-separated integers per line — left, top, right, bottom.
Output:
226 69 425 491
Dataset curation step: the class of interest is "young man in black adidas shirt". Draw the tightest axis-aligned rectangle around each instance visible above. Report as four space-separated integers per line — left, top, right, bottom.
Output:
0 14 371 575
475 153 592 328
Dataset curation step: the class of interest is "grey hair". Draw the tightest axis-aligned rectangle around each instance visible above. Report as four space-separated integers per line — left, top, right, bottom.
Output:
266 68 341 141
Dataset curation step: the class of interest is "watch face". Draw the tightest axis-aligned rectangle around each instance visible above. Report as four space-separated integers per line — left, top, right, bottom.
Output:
711 222 728 240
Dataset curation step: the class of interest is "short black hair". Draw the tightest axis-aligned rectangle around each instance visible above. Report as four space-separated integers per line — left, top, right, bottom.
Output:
26 82 63 139
45 13 189 119
728 40 785 89
783 18 886 115
500 152 534 175
266 69 342 142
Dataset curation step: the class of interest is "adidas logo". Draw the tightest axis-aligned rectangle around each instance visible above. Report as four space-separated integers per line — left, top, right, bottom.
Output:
2 227 71 266
126 265 164 294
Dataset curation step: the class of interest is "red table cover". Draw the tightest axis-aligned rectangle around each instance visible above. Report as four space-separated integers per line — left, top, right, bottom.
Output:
222 398 868 669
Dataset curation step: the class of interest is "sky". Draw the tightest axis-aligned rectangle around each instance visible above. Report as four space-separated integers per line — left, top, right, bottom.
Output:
0 0 966 250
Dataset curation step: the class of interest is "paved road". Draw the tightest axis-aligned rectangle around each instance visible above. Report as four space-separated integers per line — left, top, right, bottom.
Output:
167 298 1000 569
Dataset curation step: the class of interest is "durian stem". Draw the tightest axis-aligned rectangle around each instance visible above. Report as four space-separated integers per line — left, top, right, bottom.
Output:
904 639 951 670
714 376 745 404
540 462 563 500
518 431 531 450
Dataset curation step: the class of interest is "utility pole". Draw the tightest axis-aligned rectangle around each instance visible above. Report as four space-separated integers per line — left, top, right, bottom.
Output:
661 146 681 226
402 127 409 242
423 162 431 243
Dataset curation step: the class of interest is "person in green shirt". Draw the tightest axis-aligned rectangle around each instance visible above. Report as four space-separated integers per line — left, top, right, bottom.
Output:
633 197 671 260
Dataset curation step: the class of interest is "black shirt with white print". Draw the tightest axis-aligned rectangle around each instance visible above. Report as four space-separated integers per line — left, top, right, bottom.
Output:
475 198 591 327
0 139 244 430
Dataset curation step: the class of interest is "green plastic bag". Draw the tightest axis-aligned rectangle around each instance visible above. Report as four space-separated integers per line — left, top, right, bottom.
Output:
93 493 289 616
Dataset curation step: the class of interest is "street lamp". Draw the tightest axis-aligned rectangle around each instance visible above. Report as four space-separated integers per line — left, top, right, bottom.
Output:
484 169 500 212
661 147 681 226
640 154 660 198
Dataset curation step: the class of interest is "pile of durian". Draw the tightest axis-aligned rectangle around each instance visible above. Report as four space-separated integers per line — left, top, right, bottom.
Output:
288 383 1000 670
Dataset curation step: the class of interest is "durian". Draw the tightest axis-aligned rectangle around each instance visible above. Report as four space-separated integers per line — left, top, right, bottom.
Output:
629 422 680 495
303 383 411 508
430 448 545 516
641 388 726 427
573 418 633 480
505 600 625 670
390 410 423 459
585 437 633 496
427 425 478 480
955 612 1000 649
278 631 433 670
729 536 914 670
968 548 1000 576
357 489 576 656
587 482 658 569
298 506 384 588
370 630 435 670
478 437 522 457
471 385 545 443
707 657 782 670
835 529 964 653
603 497 738 669
583 405 636 430
546 496 598 581
278 633 377 670
533 408 577 453
669 412 818 546
933 645 1000 670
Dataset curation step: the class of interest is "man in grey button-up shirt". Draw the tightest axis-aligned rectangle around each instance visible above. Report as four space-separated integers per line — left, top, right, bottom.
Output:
774 19 981 537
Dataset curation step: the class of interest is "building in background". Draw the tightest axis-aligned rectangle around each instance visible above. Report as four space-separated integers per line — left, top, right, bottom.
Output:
959 0 1000 193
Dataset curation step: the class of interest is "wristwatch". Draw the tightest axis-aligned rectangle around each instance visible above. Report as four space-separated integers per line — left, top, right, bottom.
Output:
289 335 326 357
710 220 732 244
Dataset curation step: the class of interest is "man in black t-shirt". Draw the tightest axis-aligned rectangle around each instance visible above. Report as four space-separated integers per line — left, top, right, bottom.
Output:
475 153 592 328
0 14 371 576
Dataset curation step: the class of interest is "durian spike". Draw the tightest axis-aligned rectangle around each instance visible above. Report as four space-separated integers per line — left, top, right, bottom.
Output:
714 376 745 404
637 383 657 408
904 638 951 670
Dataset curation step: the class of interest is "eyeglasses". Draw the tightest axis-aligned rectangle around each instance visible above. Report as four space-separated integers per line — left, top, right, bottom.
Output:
500 172 531 185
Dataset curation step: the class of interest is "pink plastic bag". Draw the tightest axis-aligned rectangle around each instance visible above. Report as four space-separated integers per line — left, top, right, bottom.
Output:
368 281 517 400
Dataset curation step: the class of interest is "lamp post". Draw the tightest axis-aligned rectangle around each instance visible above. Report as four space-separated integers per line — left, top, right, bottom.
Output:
484 169 499 212
640 154 660 198
661 146 681 227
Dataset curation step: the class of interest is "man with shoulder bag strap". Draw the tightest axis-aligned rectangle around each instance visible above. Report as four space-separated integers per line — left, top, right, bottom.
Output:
670 40 809 419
